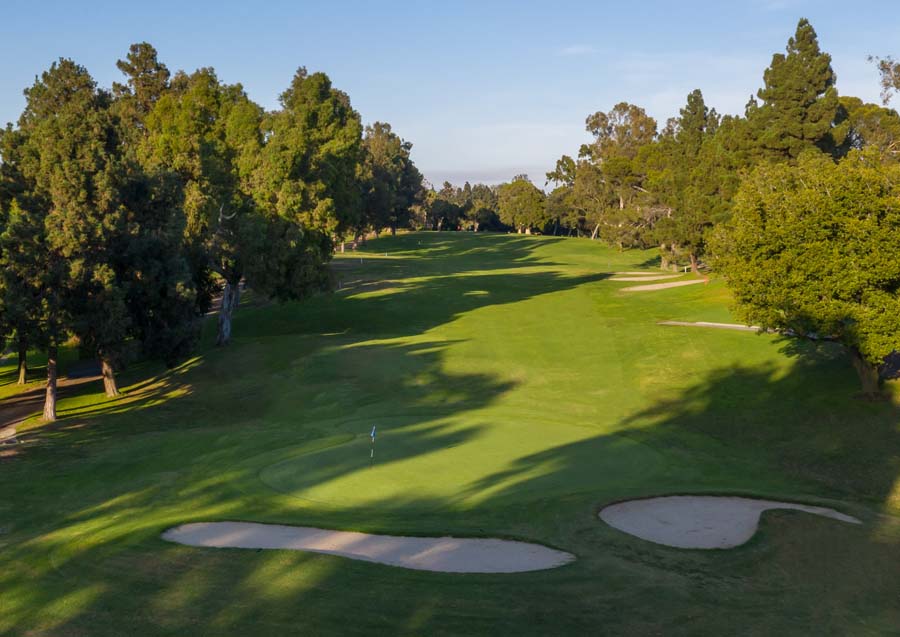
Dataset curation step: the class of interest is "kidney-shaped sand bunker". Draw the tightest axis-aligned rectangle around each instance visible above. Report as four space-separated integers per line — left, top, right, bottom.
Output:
163 522 574 573
599 495 861 549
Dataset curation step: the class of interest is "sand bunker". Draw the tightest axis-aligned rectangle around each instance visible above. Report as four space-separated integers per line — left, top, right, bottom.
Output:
658 321 761 332
614 271 661 276
599 496 861 549
162 522 574 573
621 279 706 292
611 274 683 282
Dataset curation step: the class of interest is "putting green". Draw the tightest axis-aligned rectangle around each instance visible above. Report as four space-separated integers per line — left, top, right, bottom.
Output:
259 424 666 510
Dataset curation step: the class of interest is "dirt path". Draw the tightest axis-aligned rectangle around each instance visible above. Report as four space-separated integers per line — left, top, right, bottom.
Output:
163 522 575 573
599 495 860 549
0 375 100 431
621 279 706 292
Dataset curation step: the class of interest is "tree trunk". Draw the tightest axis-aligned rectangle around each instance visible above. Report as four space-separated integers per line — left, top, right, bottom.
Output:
17 337 27 385
101 357 118 397
850 348 881 397
690 252 700 274
216 279 241 346
43 346 58 422
474 221 480 233
553 219 559 236
390 224 396 236
525 227 532 235
660 243 670 271
590 223 600 240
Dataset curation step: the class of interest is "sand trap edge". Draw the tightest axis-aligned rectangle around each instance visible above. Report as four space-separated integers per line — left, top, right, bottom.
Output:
621 279 706 292
611 275 684 282
162 521 575 573
598 495 861 549
658 321 762 332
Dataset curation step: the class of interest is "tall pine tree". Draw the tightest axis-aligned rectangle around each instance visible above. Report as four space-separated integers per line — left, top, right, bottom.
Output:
751 18 840 160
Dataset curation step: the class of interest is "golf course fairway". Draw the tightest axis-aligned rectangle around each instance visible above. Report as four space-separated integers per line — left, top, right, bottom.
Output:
2 232 899 635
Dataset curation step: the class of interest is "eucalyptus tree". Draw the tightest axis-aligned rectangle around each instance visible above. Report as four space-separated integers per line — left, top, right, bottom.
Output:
871 55 900 104
575 102 659 246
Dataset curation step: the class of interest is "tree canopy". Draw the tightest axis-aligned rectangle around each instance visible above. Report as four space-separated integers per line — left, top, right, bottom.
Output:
710 150 900 395
0 47 424 419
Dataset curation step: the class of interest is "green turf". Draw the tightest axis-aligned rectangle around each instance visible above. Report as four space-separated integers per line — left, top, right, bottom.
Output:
2 232 899 635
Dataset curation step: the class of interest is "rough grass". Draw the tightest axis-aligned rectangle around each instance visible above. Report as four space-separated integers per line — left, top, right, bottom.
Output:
1 232 899 636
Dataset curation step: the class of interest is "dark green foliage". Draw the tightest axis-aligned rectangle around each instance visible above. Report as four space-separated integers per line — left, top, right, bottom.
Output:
750 18 840 160
497 175 547 233
13 59 199 394
834 96 900 157
649 90 724 269
256 68 363 238
710 150 900 393
139 66 263 316
360 122 424 234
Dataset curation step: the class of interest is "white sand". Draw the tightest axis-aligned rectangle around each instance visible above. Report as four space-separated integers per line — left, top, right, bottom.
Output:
621 279 706 292
614 271 660 276
611 275 684 282
162 522 574 573
658 321 762 332
599 495 861 549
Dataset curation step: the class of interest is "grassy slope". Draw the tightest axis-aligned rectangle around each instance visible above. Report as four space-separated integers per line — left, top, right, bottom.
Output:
1 232 899 636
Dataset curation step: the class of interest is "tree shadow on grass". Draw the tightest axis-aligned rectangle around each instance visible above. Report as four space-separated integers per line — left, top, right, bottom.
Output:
4 346 900 634
8 235 900 634
0 332 524 634
331 233 569 287
246 269 610 340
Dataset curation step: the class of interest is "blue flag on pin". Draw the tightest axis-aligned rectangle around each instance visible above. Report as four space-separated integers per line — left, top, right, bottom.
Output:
370 425 376 443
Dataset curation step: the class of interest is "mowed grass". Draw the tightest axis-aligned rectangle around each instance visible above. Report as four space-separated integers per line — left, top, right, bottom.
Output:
1 232 899 636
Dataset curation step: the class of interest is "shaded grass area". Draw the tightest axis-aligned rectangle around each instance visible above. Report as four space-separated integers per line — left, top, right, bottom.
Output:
1 232 899 635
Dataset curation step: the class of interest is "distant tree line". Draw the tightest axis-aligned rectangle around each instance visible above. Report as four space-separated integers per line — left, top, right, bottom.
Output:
426 18 900 395
542 18 900 395
0 44 424 420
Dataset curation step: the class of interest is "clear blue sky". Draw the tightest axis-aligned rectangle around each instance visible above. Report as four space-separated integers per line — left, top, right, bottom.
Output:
2 0 897 186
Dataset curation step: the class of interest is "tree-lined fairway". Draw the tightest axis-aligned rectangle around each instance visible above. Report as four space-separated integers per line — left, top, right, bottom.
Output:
2 233 900 635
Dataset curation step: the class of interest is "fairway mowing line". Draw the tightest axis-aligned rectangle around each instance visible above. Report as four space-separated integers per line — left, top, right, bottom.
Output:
599 495 861 549
621 279 706 292
162 521 575 573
